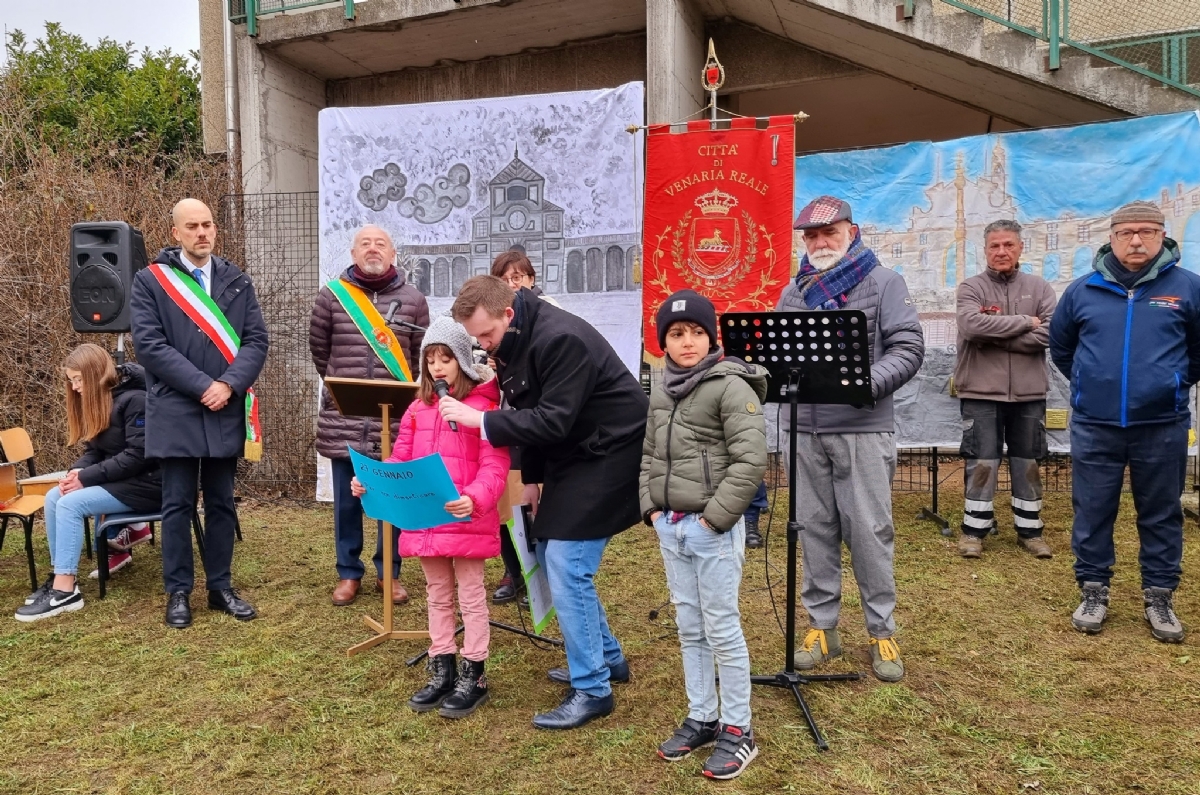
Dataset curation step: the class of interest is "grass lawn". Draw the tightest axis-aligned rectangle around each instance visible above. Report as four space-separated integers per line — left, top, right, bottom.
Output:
1 490 1197 795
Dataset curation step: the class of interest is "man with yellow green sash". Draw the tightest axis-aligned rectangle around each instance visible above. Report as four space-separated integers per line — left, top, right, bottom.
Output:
131 198 269 630
310 224 429 607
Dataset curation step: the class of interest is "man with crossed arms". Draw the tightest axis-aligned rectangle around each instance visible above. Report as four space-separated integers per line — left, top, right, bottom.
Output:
131 198 269 629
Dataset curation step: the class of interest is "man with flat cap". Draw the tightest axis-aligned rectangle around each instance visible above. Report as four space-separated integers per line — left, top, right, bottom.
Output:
1051 200 1199 643
777 196 924 682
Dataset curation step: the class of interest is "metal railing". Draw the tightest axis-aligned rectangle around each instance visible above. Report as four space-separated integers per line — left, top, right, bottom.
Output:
905 0 1200 98
229 0 356 37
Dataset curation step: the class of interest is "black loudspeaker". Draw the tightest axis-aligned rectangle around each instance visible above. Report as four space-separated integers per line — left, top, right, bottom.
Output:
70 221 149 333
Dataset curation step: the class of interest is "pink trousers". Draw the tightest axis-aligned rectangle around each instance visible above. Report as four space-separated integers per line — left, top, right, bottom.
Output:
419 556 490 661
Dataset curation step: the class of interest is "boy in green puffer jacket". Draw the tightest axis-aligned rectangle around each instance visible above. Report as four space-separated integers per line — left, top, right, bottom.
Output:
640 289 768 781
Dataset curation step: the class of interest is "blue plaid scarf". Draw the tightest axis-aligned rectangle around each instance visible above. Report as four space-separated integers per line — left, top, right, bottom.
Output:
794 233 879 310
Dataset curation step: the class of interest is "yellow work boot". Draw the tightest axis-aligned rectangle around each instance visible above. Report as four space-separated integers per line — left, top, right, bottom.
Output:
793 628 842 670
869 637 904 682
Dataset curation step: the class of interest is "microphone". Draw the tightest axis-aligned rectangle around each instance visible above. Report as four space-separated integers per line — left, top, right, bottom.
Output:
384 301 400 324
434 379 458 431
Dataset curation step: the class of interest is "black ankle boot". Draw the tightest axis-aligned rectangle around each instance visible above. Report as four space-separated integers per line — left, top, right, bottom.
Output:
745 516 763 549
408 653 457 713
439 658 489 719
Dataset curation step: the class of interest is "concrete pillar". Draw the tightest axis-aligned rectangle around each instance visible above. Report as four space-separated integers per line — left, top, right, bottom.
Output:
236 38 325 194
198 0 227 155
646 0 706 125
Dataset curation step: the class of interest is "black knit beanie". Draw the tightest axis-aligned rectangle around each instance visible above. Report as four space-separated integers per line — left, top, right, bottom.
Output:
656 290 719 352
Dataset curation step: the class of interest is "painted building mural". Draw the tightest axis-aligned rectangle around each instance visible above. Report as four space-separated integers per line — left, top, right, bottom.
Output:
792 111 1200 448
795 111 1200 319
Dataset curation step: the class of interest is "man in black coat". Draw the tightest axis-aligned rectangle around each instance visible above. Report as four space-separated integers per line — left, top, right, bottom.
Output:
441 275 648 730
130 198 269 629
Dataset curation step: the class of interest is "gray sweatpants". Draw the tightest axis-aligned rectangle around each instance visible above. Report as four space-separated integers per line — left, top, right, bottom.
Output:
794 432 898 639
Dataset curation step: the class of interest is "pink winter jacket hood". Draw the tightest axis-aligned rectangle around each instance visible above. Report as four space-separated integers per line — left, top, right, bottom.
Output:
389 370 509 559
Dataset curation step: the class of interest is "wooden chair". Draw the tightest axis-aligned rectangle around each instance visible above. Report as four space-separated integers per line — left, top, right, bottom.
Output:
0 463 45 591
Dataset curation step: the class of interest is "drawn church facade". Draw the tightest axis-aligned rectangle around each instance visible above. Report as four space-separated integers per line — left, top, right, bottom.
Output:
404 151 640 298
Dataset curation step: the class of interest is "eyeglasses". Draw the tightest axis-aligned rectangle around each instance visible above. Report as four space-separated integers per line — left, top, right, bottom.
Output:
1113 228 1163 242
502 272 530 285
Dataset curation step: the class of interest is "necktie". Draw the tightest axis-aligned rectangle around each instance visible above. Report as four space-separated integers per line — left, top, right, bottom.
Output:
193 268 205 293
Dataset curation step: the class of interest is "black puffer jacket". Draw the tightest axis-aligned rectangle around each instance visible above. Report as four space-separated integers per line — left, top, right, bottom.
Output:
309 267 429 459
73 364 163 513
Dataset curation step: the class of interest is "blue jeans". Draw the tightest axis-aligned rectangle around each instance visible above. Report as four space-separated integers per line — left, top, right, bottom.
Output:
655 513 752 728
743 482 768 522
536 536 625 698
44 486 133 577
1070 419 1187 590
332 457 397 581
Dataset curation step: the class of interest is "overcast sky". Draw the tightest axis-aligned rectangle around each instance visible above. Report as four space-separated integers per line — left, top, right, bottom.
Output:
0 0 201 64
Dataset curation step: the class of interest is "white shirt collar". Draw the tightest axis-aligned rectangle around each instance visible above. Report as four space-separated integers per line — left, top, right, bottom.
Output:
183 254 213 294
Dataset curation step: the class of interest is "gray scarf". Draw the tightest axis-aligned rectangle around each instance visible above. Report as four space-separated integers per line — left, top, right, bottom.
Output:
663 350 723 399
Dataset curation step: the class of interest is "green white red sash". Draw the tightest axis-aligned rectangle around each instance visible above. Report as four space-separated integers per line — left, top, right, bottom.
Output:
148 263 263 461
326 279 413 382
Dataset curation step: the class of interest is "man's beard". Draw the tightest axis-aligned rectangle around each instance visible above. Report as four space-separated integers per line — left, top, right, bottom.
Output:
808 243 849 271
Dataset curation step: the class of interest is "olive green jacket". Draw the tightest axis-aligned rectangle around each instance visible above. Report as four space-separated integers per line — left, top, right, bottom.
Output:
639 359 769 532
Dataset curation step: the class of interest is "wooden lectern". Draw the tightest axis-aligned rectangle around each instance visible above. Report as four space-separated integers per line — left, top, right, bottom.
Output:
323 376 428 657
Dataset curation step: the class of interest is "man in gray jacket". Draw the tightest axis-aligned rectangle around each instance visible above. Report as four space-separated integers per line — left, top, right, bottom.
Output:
778 196 924 682
954 220 1057 560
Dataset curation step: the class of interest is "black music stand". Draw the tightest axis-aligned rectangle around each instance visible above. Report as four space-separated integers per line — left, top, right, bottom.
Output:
722 309 869 751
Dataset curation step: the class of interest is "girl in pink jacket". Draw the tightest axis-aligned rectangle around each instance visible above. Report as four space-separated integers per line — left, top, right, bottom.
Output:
352 315 509 718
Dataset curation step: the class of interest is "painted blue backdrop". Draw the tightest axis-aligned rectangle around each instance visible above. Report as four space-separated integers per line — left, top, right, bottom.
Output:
789 112 1200 449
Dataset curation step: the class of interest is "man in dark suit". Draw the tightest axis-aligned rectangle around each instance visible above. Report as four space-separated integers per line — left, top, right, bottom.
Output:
130 198 269 629
440 275 648 730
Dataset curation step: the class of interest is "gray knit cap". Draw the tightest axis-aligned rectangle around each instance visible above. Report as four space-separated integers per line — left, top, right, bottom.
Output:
419 314 483 382
1110 200 1164 228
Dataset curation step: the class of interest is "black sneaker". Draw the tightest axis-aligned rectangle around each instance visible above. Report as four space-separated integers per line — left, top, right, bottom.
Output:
702 725 758 780
24 575 53 606
15 585 84 622
657 717 719 761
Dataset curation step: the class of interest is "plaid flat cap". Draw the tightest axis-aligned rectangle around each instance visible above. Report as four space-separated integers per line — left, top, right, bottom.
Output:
794 195 853 230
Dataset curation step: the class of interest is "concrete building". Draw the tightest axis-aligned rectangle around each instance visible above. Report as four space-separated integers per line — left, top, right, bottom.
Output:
198 0 1200 197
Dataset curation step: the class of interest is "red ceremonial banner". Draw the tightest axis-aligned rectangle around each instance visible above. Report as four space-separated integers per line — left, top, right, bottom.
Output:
642 116 795 358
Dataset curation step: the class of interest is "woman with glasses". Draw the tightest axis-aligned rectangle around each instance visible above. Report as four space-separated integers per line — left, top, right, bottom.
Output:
14 344 162 622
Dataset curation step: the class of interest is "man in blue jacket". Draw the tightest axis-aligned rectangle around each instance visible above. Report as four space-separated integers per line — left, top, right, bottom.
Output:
1050 200 1198 643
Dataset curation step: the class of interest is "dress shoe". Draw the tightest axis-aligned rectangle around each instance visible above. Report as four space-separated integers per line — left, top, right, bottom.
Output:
547 657 630 685
377 579 409 605
165 592 192 629
331 578 361 606
207 588 258 621
532 688 614 730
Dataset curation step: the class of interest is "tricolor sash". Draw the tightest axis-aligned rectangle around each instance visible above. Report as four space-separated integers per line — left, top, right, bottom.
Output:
148 263 263 461
326 279 413 382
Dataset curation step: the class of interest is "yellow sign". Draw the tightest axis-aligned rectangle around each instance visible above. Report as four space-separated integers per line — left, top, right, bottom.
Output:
1045 409 1069 430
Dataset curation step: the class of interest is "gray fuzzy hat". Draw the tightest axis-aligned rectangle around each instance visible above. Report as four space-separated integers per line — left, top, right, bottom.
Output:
1110 200 1165 228
419 314 483 382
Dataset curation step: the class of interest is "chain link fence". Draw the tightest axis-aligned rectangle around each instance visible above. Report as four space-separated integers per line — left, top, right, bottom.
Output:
219 192 321 497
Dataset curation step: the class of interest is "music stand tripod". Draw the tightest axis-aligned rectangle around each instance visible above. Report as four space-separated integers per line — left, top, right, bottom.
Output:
722 309 870 751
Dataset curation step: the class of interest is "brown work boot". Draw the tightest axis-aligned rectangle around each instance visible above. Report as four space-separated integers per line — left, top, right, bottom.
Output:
957 534 983 558
1019 536 1053 559
331 578 361 606
377 578 410 605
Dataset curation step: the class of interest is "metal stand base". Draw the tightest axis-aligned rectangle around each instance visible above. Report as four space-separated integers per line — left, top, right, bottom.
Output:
749 671 862 750
405 620 563 667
